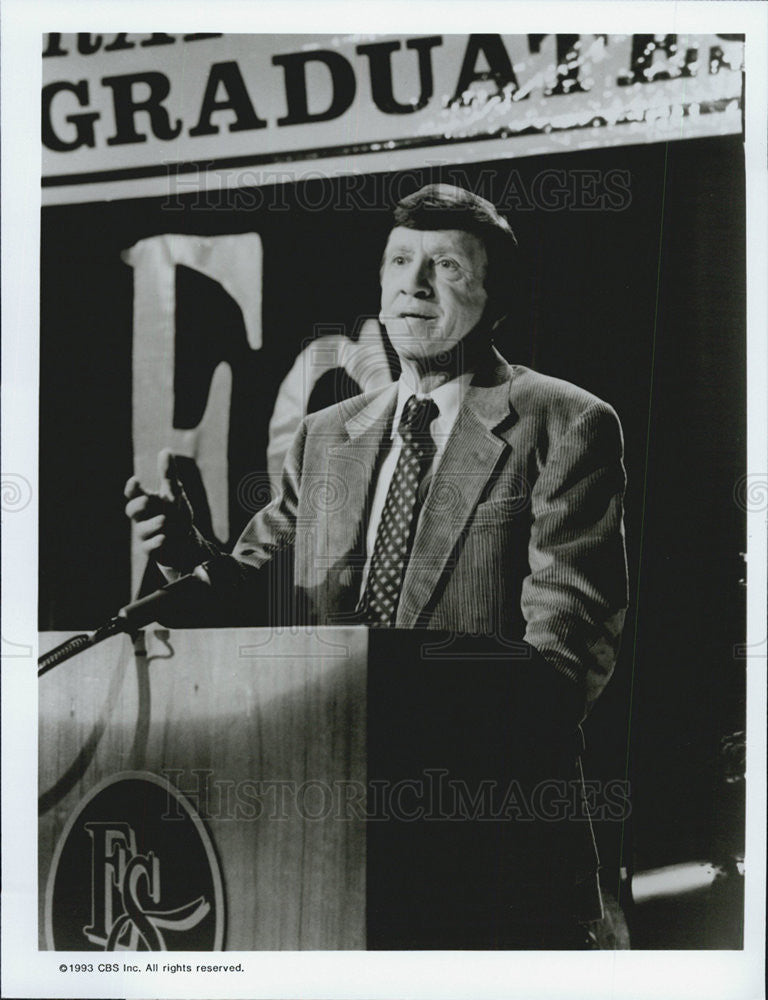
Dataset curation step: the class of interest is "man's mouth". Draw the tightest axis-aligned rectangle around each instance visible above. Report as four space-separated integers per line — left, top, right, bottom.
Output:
398 311 436 320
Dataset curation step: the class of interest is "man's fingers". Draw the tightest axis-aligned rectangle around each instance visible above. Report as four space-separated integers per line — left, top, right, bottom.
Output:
125 493 165 521
124 476 145 501
143 532 168 553
125 494 148 520
157 448 184 502
135 513 166 542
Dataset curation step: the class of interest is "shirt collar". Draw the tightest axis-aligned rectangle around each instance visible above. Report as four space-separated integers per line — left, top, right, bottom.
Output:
390 371 474 442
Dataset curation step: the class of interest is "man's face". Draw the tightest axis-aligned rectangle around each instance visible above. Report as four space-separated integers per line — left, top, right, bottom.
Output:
379 227 489 366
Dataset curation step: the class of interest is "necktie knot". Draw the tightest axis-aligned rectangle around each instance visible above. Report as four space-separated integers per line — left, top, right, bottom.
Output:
399 395 439 441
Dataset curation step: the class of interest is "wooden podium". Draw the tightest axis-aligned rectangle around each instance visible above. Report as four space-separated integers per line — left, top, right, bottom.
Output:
39 627 368 950
39 627 588 951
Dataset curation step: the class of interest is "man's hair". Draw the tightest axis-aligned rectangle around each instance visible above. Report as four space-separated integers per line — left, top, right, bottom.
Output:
391 183 519 328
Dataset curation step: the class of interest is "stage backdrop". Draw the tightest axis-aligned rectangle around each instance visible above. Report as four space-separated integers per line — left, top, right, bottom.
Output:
40 34 746 946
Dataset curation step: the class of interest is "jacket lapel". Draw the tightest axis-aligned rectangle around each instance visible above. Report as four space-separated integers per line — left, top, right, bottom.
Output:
319 384 398 594
396 359 513 627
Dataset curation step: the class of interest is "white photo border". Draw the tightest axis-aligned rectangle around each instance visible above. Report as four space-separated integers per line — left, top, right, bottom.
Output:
2 2 766 998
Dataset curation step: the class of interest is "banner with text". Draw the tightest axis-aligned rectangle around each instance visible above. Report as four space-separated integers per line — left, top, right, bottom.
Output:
42 32 744 204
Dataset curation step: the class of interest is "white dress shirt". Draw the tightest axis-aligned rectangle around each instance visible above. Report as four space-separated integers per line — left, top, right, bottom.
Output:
359 371 474 597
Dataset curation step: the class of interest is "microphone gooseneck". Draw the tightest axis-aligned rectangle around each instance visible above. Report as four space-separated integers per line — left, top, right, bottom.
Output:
37 563 219 677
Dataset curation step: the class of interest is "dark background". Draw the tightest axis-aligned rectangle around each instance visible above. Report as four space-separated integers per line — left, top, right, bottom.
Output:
39 133 746 945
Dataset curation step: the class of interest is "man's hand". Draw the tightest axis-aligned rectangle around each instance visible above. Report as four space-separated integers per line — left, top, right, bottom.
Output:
124 449 199 572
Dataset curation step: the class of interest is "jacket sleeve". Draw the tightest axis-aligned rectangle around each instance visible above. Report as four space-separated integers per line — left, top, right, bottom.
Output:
521 401 628 710
232 416 307 568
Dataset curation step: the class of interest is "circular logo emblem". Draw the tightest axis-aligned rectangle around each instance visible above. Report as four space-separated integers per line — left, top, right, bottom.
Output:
46 772 224 950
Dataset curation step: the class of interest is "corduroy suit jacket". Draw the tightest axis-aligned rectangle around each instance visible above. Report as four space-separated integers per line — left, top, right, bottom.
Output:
232 347 628 716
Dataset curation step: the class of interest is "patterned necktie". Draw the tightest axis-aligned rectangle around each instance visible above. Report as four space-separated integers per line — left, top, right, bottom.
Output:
359 395 439 626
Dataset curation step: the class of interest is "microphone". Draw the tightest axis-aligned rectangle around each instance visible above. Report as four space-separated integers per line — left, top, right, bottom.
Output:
38 556 255 676
116 555 256 630
115 563 214 630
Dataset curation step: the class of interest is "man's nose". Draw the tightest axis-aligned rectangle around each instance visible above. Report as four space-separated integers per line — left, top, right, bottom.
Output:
401 258 433 297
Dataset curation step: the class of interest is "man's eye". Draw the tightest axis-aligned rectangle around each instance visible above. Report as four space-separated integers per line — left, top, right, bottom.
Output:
391 255 408 266
436 258 460 271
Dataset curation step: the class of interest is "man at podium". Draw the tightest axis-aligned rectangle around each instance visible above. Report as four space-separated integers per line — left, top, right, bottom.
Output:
124 183 628 948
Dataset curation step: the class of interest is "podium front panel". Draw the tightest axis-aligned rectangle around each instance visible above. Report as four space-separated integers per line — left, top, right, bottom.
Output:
40 626 579 951
39 628 368 950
